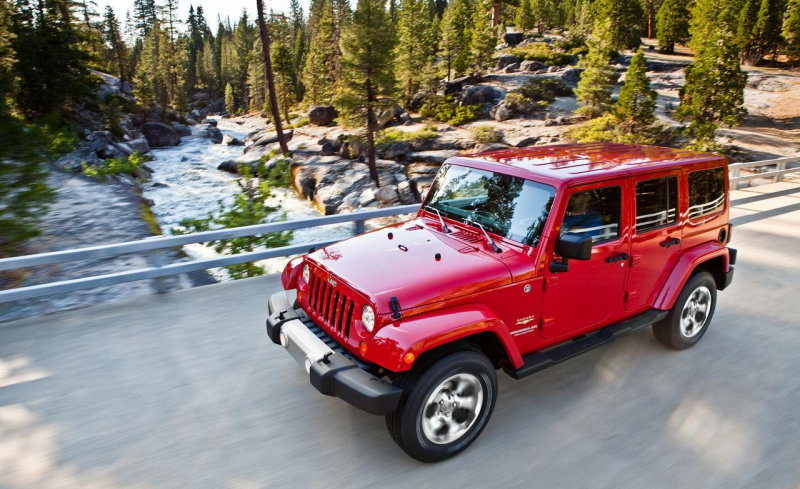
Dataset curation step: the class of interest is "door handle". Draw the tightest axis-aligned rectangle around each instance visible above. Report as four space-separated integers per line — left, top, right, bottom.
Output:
660 237 680 248
606 252 628 263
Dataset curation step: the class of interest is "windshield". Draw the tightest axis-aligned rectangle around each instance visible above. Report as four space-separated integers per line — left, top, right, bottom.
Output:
423 164 556 247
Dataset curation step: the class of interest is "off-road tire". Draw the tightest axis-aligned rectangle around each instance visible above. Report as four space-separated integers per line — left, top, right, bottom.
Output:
653 271 717 350
385 350 497 462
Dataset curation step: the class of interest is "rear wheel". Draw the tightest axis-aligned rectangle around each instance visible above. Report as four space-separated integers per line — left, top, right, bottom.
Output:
385 350 497 462
653 271 717 350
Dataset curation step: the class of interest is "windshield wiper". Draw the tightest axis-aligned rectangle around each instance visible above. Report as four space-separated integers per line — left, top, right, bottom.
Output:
467 219 502 253
425 206 452 234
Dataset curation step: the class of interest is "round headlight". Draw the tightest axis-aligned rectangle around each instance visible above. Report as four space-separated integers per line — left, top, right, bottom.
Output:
361 305 375 333
302 264 310 283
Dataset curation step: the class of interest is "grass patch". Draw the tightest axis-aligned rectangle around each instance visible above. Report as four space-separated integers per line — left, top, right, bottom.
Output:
469 125 503 143
286 116 309 129
140 201 163 235
377 124 439 147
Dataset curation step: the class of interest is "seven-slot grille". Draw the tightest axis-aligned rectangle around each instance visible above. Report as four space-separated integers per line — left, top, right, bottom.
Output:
306 267 356 339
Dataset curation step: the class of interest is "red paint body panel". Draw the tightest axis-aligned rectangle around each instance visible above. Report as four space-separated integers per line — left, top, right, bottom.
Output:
282 143 733 373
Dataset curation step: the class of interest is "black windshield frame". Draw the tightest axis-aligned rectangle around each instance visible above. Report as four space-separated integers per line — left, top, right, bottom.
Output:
422 164 556 247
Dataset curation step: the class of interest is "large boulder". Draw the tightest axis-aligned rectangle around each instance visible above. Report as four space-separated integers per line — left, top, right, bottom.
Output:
503 32 524 46
494 54 520 71
141 122 180 147
505 134 539 147
222 134 244 146
308 105 338 126
375 185 400 204
196 124 223 143
441 75 478 96
459 85 500 106
545 68 584 88
490 102 513 122
246 129 293 151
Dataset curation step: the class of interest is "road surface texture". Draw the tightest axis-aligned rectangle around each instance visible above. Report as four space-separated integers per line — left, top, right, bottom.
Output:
1 182 799 488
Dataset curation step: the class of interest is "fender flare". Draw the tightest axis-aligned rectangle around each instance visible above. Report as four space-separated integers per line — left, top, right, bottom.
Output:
281 256 303 290
653 242 730 310
370 303 523 372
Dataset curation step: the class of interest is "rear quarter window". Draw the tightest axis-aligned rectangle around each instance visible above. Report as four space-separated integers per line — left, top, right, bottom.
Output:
688 168 725 220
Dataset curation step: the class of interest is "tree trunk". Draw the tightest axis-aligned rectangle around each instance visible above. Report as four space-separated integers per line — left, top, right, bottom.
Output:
256 0 290 154
366 105 380 187
647 12 653 39
491 0 501 29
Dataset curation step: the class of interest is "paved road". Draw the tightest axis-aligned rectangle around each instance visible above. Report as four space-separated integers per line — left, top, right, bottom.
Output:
2 182 800 488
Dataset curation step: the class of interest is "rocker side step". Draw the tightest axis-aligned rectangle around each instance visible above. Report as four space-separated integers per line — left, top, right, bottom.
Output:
504 309 668 380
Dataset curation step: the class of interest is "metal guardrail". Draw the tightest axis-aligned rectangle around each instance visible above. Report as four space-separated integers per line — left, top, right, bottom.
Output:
0 204 419 304
729 156 800 190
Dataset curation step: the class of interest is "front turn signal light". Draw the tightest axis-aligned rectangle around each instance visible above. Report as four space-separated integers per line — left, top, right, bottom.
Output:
359 342 368 355
403 352 416 364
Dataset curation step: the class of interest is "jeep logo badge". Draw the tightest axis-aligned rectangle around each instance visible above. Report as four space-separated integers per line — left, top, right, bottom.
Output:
328 277 337 287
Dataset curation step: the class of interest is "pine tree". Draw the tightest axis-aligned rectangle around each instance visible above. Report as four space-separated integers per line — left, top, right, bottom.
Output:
225 82 235 114
103 6 128 88
232 11 255 110
656 0 690 53
471 0 496 75
614 48 656 128
785 0 800 65
133 0 157 37
197 36 218 93
440 0 472 77
677 0 746 151
273 42 297 123
532 0 553 33
592 0 645 50
739 0 785 65
574 36 616 118
302 0 337 104
396 0 434 108
336 0 396 187
515 0 534 32
9 0 98 117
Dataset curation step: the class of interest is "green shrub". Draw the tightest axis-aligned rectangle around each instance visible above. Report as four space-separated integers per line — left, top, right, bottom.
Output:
81 151 152 180
565 113 676 145
518 78 573 103
257 158 292 187
504 92 530 109
469 125 503 143
287 116 309 129
554 32 588 55
420 96 483 126
510 42 575 66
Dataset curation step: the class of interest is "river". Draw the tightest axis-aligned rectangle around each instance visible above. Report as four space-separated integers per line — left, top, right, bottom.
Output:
142 118 355 279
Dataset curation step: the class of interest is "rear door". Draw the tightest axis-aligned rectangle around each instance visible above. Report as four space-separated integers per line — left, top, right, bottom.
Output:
540 178 632 340
625 171 683 311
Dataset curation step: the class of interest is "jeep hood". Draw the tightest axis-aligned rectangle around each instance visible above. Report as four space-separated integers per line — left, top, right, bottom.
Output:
307 220 512 315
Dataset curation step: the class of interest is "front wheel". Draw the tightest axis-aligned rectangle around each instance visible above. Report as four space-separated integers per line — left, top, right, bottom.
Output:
385 350 497 462
653 271 717 350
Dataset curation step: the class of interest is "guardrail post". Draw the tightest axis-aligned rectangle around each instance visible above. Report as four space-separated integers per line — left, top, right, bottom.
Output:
729 167 740 191
153 254 167 294
776 160 787 183
354 219 366 235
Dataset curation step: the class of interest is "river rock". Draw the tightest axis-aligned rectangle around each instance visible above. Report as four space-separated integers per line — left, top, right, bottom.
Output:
375 185 400 204
502 63 520 73
308 105 338 126
441 75 478 96
520 60 546 72
358 188 376 206
506 134 538 147
397 180 414 204
321 140 341 156
406 150 458 165
382 141 410 159
173 123 192 137
248 129 293 149
196 124 223 143
128 137 151 154
142 122 180 147
490 102 513 122
222 134 244 146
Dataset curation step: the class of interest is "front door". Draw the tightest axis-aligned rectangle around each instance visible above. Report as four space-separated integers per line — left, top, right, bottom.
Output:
625 172 683 311
540 179 631 340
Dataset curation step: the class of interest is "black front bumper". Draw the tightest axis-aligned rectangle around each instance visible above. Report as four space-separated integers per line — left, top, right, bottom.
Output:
266 290 402 416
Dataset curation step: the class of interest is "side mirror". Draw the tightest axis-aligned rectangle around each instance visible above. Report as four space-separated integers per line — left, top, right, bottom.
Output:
550 232 593 273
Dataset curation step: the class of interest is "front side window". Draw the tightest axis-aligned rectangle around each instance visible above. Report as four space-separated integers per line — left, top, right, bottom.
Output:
423 164 556 247
561 186 621 243
636 176 678 233
688 168 725 219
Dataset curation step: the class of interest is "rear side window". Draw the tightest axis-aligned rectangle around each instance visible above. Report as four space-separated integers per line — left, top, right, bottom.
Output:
635 177 678 233
688 168 725 219
561 186 621 243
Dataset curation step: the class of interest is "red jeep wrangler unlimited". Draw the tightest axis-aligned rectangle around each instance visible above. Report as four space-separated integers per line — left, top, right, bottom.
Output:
266 142 736 462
